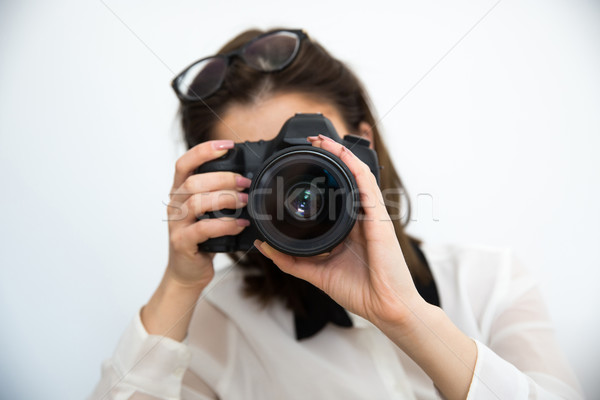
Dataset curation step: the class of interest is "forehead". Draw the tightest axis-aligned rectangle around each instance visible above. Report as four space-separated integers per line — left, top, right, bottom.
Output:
211 92 350 143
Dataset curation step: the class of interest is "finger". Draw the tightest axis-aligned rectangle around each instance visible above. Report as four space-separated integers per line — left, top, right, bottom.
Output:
174 218 250 251
172 140 235 191
253 240 324 287
167 189 248 225
313 135 387 221
347 216 365 243
170 171 251 205
186 190 248 221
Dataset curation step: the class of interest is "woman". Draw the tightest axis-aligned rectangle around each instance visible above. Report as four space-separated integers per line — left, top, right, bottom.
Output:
90 28 582 399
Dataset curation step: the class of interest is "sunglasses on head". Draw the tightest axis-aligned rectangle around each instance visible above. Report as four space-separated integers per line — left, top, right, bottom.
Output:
171 29 308 102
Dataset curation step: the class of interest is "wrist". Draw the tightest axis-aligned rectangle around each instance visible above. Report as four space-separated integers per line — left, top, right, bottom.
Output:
141 268 208 340
164 264 214 292
373 296 440 349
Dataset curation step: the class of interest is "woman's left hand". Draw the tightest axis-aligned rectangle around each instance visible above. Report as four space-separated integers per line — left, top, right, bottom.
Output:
256 135 479 400
254 134 426 330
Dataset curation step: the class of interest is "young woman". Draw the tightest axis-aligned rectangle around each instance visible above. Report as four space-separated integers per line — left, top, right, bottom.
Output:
90 28 582 400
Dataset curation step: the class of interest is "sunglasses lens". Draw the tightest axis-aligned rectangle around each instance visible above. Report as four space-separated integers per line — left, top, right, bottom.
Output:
243 31 301 72
177 57 227 100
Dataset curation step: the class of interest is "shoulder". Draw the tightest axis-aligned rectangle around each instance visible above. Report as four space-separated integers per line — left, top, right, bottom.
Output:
186 267 240 353
189 265 292 338
419 241 539 338
184 266 248 388
188 266 247 338
419 241 527 287
420 241 512 265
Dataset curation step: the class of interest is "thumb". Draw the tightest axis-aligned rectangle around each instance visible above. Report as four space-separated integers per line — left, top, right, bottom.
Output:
253 239 322 286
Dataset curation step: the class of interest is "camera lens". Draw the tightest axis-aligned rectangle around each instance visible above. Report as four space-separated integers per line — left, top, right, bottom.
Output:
248 146 359 257
285 182 323 221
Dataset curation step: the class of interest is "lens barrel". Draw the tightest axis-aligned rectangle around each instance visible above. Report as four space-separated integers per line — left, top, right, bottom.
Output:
247 146 359 256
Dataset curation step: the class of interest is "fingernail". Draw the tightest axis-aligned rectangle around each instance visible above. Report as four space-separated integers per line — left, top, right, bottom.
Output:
212 140 234 150
307 136 319 142
318 134 334 142
236 176 252 189
256 240 274 257
236 218 250 227
237 192 248 204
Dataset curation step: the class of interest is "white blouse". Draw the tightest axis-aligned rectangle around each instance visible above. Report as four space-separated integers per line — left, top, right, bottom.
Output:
89 242 583 399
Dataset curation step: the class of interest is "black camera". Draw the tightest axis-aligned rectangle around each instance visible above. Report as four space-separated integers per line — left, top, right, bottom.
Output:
195 113 380 257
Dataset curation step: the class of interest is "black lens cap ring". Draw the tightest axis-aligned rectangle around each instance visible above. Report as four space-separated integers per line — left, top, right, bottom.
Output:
248 146 359 257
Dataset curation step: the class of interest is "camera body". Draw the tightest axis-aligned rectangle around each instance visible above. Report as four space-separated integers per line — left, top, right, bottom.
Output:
195 113 380 256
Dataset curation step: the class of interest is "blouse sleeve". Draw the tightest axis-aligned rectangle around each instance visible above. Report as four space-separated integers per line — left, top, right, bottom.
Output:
465 252 583 399
88 307 218 400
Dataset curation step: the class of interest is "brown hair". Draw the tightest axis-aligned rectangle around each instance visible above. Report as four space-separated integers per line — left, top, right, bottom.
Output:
178 28 431 316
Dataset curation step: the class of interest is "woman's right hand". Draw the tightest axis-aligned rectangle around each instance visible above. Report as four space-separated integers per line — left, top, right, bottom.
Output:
165 139 252 289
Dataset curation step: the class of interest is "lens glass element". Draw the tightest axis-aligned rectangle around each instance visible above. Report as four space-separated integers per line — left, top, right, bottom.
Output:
285 181 323 221
248 147 358 256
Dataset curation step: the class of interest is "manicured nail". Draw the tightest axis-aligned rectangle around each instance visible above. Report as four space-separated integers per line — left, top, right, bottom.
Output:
318 134 334 142
236 218 250 227
236 176 252 189
237 192 248 204
212 140 234 150
254 239 273 258
307 136 319 142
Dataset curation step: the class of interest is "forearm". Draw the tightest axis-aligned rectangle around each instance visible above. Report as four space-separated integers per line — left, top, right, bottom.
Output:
376 301 477 400
141 268 206 341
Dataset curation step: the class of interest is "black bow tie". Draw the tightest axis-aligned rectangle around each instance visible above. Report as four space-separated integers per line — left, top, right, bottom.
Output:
293 241 440 341
294 283 353 340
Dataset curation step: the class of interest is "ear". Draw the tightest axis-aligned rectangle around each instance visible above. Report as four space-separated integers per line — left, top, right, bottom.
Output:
347 121 374 149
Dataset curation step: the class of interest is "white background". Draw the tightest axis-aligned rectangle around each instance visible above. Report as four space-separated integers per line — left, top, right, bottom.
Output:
1 0 599 398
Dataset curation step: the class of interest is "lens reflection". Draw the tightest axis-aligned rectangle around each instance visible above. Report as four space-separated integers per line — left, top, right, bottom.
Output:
180 57 227 99
285 182 324 220
243 31 299 71
262 164 341 240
